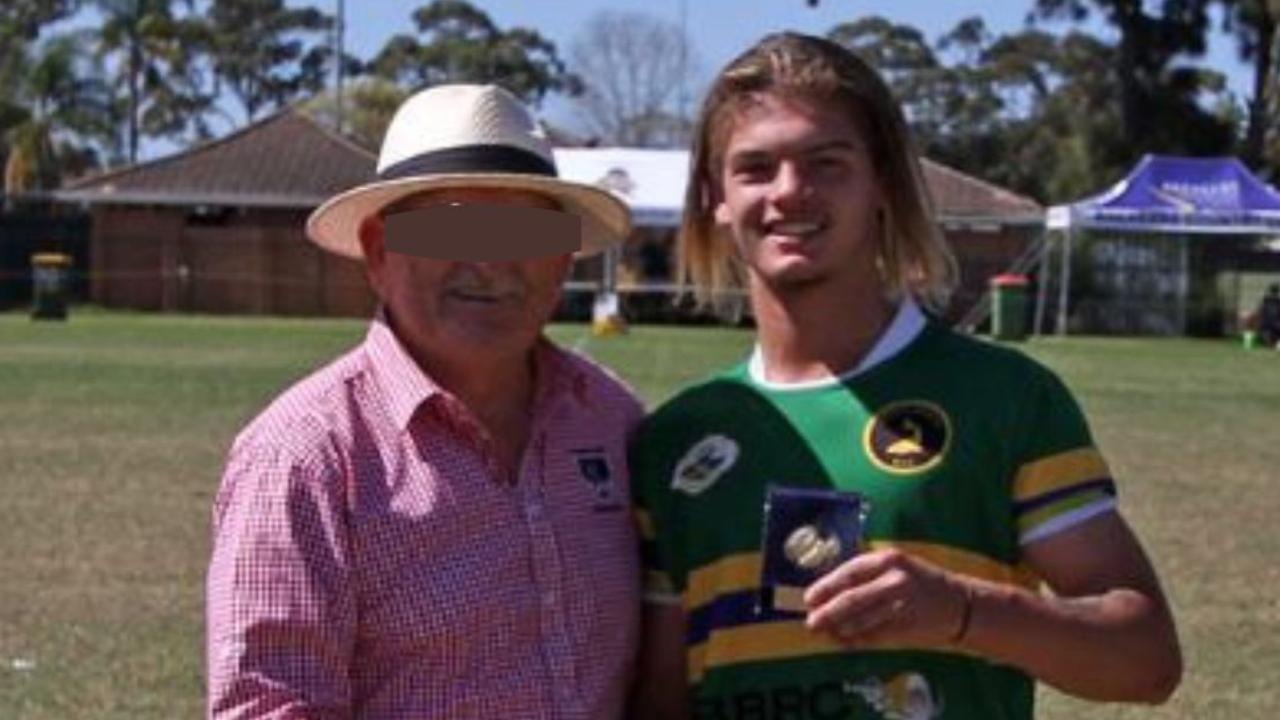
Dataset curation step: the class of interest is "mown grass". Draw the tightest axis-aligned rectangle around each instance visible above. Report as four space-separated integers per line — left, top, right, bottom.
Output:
0 311 1276 719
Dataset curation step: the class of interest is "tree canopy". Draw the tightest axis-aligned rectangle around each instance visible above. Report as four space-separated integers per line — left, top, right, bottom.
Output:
1 0 1276 198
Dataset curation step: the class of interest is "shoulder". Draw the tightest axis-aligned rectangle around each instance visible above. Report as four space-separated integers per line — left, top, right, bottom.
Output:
554 345 646 419
632 366 762 472
655 369 753 412
917 323 1068 394
228 344 374 467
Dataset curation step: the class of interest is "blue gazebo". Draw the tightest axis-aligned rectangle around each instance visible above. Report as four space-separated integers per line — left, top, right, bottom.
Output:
1044 155 1280 335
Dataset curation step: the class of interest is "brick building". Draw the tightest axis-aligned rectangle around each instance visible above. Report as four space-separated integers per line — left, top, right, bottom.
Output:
58 107 1043 321
58 108 378 316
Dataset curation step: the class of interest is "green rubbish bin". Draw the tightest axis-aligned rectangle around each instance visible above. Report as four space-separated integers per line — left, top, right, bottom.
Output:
990 273 1030 341
31 252 72 321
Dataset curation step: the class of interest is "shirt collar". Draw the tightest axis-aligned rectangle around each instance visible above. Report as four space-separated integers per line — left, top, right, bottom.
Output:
364 310 587 431
747 297 927 391
364 311 446 431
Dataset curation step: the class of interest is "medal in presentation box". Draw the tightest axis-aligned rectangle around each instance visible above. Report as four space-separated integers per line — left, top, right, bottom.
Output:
759 485 869 614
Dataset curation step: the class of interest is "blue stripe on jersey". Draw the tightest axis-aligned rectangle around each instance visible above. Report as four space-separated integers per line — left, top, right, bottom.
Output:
1013 478 1116 516
686 589 797 646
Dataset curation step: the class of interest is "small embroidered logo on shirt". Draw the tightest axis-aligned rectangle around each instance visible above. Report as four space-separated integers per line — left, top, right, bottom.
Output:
573 448 622 509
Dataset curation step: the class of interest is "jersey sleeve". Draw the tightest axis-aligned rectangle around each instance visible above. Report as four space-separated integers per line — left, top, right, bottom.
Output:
630 414 687 606
1010 366 1118 545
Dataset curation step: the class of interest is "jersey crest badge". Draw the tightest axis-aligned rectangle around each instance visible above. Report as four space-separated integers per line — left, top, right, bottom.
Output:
671 434 739 496
863 401 951 474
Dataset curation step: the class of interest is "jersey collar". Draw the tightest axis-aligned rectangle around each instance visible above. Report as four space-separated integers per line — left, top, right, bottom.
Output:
747 297 926 391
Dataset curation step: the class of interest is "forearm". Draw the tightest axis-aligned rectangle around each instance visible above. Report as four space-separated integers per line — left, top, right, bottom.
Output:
958 578 1181 703
630 602 692 720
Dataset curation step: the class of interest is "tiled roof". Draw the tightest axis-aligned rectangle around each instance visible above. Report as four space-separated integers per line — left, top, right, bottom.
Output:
60 107 375 207
57 106 1041 223
921 158 1042 221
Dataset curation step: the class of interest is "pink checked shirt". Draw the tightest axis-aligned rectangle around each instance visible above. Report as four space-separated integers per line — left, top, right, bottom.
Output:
207 316 644 720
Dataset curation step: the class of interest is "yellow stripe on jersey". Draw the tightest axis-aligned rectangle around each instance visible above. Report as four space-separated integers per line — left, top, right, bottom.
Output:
684 543 1038 614
682 545 1039 682
688 620 845 683
686 619 981 683
1013 447 1110 502
685 553 761 612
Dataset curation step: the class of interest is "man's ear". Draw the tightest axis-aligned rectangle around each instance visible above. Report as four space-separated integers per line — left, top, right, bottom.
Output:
358 214 387 289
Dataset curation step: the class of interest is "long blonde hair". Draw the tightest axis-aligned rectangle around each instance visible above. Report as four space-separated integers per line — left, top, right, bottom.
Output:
679 32 957 315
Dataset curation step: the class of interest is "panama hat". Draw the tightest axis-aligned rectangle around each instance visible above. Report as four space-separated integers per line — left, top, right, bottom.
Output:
306 84 632 259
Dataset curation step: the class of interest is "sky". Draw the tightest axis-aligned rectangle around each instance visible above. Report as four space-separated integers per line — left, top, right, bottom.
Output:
151 0 1256 159
326 0 1252 139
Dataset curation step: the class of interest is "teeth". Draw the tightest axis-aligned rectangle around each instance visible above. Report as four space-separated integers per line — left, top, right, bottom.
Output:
770 221 822 235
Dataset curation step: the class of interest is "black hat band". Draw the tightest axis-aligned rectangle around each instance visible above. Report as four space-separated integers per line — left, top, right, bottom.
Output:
378 145 556 181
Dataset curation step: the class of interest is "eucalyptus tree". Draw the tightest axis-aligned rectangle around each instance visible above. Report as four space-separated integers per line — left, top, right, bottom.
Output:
369 0 577 107
202 0 341 124
93 0 211 163
300 76 408 151
1031 0 1222 150
1220 0 1280 172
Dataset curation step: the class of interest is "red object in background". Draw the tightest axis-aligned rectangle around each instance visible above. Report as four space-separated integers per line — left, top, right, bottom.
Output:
990 273 1030 288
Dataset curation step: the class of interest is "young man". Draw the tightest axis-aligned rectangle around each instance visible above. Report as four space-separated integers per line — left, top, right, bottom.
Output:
632 33 1181 719
207 84 643 719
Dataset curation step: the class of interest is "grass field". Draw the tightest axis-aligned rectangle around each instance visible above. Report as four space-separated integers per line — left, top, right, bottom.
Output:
1 310 1278 719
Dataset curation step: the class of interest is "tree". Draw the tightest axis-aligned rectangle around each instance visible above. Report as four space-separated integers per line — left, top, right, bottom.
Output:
0 0 79 42
0 0 82 168
369 0 577 107
3 31 112 193
94 0 212 163
1031 0 1220 150
829 17 1001 158
300 76 409 150
569 10 698 147
823 12 1231 204
1221 0 1280 172
201 0 343 124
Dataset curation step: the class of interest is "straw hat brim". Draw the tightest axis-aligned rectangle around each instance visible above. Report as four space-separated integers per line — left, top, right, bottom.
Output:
306 173 632 259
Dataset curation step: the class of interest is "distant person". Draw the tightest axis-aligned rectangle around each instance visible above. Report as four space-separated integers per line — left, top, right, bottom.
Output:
1259 283 1280 348
207 84 643 719
630 33 1182 719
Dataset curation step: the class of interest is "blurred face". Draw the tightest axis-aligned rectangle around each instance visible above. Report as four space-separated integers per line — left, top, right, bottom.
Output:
714 92 886 294
360 187 572 364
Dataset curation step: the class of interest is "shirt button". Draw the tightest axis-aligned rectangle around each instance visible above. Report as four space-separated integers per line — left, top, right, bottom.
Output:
526 502 543 520
542 591 558 608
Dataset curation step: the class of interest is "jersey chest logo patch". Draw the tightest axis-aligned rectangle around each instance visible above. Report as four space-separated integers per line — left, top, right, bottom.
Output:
671 434 739 496
863 401 951 474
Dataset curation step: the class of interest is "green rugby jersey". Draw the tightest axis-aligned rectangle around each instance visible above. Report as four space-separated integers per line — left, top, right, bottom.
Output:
631 317 1116 720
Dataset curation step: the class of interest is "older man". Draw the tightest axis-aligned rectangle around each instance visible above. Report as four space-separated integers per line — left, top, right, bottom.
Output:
207 84 642 719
